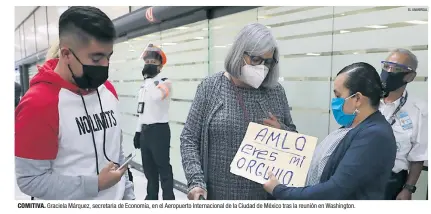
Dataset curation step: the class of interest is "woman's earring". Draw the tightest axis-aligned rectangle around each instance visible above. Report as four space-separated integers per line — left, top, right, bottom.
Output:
354 109 360 114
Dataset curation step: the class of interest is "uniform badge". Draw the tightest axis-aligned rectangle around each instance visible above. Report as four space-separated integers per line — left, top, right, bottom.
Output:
398 111 413 130
137 102 145 114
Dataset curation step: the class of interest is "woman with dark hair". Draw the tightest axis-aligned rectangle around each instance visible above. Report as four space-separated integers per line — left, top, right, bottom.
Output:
264 62 397 200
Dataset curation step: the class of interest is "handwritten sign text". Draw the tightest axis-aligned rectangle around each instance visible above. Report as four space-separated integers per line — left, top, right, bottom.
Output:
230 122 318 187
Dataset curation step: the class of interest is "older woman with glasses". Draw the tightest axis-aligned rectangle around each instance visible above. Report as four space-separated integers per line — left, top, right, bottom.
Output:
180 23 297 200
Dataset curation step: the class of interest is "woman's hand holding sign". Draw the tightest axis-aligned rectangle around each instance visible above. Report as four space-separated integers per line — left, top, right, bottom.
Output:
263 171 281 195
263 112 281 129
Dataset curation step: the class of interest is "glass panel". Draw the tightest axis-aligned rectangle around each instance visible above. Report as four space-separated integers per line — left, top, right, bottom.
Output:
35 7 49 51
330 6 428 131
15 68 21 84
47 6 68 45
28 64 38 81
160 20 210 80
15 30 21 61
19 25 25 58
160 20 210 183
96 6 129 20
23 14 36 56
28 58 45 81
208 9 258 74
258 6 334 141
131 6 144 11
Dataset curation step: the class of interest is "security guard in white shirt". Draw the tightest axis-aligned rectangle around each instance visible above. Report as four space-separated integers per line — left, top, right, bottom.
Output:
379 48 428 200
133 44 175 200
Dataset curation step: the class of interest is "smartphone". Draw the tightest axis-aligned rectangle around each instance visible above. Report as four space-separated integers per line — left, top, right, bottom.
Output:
117 151 136 170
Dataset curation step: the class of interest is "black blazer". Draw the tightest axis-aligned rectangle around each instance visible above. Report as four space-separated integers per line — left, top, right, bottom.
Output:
273 111 396 200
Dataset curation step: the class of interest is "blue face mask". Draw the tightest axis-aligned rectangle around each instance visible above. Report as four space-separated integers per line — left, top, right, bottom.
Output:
331 94 358 127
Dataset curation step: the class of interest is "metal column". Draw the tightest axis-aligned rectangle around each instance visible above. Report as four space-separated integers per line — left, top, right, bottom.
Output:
19 64 29 94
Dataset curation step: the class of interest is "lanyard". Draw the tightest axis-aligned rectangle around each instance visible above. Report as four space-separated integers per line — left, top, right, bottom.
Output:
387 91 408 126
230 77 250 123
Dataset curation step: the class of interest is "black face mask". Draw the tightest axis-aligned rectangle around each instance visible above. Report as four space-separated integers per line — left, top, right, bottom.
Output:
380 69 409 93
68 49 109 89
142 64 159 78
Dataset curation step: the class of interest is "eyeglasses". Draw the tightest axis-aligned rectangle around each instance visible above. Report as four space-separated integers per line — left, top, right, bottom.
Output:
144 59 161 66
244 52 278 68
381 61 414 73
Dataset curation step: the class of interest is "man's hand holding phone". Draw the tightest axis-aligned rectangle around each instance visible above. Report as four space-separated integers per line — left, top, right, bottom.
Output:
98 162 128 191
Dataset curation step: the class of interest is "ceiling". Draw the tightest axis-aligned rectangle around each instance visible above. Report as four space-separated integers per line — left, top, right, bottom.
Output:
15 6 38 29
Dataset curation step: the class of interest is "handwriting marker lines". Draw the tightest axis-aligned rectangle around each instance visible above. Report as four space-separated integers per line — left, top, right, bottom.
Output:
249 140 302 157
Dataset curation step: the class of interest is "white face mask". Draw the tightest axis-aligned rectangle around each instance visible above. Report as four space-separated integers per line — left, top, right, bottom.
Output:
239 62 269 89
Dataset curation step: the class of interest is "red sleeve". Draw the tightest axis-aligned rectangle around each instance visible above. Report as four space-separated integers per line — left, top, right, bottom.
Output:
104 81 118 100
15 84 59 160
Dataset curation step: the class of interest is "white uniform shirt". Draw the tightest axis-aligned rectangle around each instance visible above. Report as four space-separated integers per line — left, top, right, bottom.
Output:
379 90 428 173
135 74 172 132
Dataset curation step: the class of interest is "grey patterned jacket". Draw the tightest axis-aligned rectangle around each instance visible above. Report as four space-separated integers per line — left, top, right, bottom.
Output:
180 72 297 195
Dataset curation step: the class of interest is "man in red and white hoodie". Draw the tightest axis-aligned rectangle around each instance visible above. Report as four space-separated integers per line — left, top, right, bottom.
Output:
15 6 134 200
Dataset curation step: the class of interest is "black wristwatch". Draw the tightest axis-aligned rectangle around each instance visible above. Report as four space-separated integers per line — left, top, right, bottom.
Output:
403 184 417 193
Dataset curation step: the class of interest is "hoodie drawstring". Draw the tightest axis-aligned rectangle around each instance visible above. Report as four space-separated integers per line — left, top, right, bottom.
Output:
79 89 118 175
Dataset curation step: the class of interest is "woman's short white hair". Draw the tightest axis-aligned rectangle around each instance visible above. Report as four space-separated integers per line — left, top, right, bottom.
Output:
224 23 280 88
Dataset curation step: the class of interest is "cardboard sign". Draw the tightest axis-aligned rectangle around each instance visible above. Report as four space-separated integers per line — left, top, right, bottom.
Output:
230 122 318 187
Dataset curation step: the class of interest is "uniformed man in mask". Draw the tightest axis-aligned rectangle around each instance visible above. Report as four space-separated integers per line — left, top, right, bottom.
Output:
379 48 428 200
133 44 175 200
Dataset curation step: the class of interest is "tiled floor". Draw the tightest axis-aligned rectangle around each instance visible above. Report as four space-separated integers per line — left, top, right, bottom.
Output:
15 168 188 200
